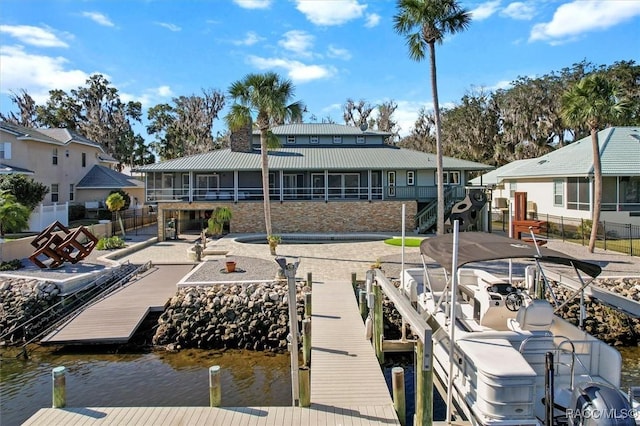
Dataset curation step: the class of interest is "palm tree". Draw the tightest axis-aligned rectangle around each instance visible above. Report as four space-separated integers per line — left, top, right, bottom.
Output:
393 0 471 235
225 72 304 243
0 190 30 239
561 73 628 253
105 192 126 239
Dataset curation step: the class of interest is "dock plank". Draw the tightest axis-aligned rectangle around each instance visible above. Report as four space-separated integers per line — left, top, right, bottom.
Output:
41 264 193 345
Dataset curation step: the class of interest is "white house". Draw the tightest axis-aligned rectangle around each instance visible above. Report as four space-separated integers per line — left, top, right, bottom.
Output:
471 126 640 226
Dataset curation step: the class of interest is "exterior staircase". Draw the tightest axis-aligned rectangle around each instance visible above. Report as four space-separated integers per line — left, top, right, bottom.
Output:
415 186 460 233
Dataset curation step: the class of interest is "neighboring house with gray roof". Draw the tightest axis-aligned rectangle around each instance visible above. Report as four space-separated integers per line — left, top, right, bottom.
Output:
134 123 492 238
0 121 144 218
471 126 640 226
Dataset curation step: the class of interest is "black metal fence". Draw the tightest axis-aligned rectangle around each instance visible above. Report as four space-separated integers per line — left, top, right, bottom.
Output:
109 206 158 236
493 212 639 256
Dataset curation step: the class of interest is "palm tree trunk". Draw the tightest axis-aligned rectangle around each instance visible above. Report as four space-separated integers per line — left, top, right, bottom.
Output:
429 42 445 235
260 129 273 237
589 128 602 253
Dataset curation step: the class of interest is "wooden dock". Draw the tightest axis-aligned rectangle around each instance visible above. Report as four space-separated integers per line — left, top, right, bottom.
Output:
26 276 400 425
41 264 193 345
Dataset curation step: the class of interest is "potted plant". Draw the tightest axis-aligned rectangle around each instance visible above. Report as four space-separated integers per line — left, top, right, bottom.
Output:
371 258 383 269
225 259 236 272
267 234 281 255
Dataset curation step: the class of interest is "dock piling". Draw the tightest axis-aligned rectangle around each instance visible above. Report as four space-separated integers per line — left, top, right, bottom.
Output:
52 366 66 408
358 289 367 320
373 281 384 364
304 291 312 318
299 366 310 407
306 272 312 288
209 365 221 407
302 318 311 366
392 367 406 426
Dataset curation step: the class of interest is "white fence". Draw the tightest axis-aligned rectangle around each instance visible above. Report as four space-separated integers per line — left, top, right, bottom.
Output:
28 202 69 231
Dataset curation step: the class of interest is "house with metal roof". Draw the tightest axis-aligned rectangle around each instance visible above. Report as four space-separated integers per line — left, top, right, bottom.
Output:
0 121 144 221
470 126 640 226
134 123 492 238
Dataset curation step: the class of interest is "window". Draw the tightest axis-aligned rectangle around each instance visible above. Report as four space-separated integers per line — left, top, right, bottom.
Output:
82 152 87 167
553 180 563 206
328 173 361 199
69 184 75 201
567 177 590 211
407 171 415 186
53 148 58 165
0 142 11 159
333 136 342 144
51 184 59 202
356 135 365 144
387 171 396 196
509 181 517 198
437 171 461 185
286 135 295 144
309 136 319 144
65 149 70 157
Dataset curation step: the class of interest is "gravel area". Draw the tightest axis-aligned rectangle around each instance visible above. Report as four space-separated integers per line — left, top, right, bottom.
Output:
184 256 280 283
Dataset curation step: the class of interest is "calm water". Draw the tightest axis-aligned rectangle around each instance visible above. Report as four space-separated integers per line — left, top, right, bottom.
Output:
0 347 291 426
1 345 639 426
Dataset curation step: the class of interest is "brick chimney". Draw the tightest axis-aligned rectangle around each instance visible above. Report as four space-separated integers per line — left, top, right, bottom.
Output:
229 122 253 152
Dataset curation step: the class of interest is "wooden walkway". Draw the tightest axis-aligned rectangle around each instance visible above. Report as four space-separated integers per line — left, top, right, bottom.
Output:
26 277 400 425
41 264 193 345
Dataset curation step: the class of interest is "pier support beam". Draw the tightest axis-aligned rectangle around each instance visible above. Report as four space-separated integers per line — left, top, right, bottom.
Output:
299 366 310 407
304 291 312 319
52 366 66 408
415 340 433 426
302 318 311 366
373 282 384 364
359 289 367 320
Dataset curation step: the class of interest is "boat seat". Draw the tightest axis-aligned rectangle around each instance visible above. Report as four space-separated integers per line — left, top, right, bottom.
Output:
507 299 554 332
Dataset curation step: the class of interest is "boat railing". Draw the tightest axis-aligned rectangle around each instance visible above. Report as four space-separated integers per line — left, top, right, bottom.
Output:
519 334 581 390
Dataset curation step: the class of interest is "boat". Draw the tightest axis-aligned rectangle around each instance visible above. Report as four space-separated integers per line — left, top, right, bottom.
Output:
402 229 639 425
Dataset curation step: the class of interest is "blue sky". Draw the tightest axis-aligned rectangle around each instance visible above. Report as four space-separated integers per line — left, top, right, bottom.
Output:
1 0 639 140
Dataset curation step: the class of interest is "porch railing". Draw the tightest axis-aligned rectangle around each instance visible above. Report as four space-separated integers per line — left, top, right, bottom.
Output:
144 185 460 203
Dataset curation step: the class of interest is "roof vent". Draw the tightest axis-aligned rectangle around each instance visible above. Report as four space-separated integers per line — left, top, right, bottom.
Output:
537 159 548 165
359 122 368 131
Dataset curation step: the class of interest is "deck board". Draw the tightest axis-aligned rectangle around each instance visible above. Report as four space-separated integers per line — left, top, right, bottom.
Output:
41 264 193 344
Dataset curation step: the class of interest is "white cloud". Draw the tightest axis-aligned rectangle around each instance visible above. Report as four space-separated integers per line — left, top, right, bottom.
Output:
233 0 271 9
126 85 175 106
500 2 535 20
81 11 115 27
295 0 367 26
327 45 351 60
0 24 69 48
233 31 263 46
0 45 91 103
155 22 181 32
394 100 432 137
279 30 314 56
247 55 335 83
365 13 381 28
530 0 640 43
470 0 501 21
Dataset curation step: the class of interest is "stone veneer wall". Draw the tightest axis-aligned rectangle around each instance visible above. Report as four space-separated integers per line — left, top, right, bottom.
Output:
157 201 416 240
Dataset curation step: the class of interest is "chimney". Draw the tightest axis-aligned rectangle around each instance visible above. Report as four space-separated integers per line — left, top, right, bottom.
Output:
230 122 253 152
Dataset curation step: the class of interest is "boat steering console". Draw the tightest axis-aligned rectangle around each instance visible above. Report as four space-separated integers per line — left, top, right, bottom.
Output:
486 283 526 312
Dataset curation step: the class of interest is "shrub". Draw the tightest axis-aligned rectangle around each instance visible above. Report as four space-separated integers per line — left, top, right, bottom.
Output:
0 259 23 271
96 236 126 250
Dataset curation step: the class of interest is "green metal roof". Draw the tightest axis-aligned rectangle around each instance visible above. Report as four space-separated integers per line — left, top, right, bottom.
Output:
254 123 392 137
474 127 640 182
135 146 491 173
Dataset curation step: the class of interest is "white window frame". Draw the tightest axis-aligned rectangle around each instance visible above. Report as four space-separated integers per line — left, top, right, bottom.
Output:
356 135 365 144
286 135 296 144
53 148 58 165
0 142 12 159
309 135 319 144
51 183 59 202
333 136 342 144
407 171 415 186
69 183 75 201
553 180 563 207
387 171 396 197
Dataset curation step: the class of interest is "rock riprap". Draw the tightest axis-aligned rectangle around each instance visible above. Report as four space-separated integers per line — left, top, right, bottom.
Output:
152 281 304 351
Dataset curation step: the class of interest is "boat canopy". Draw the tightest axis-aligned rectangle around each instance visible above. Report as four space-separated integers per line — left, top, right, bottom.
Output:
420 232 602 278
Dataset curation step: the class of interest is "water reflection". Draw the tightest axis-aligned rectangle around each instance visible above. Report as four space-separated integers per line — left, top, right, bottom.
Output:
0 346 290 426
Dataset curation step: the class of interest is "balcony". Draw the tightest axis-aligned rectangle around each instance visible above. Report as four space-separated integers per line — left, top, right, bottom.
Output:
144 185 463 204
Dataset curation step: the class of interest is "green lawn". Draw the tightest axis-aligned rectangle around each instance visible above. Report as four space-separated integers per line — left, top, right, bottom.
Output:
384 237 424 247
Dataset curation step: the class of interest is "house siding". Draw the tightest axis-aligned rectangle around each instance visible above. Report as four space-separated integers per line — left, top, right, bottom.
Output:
156 200 416 240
